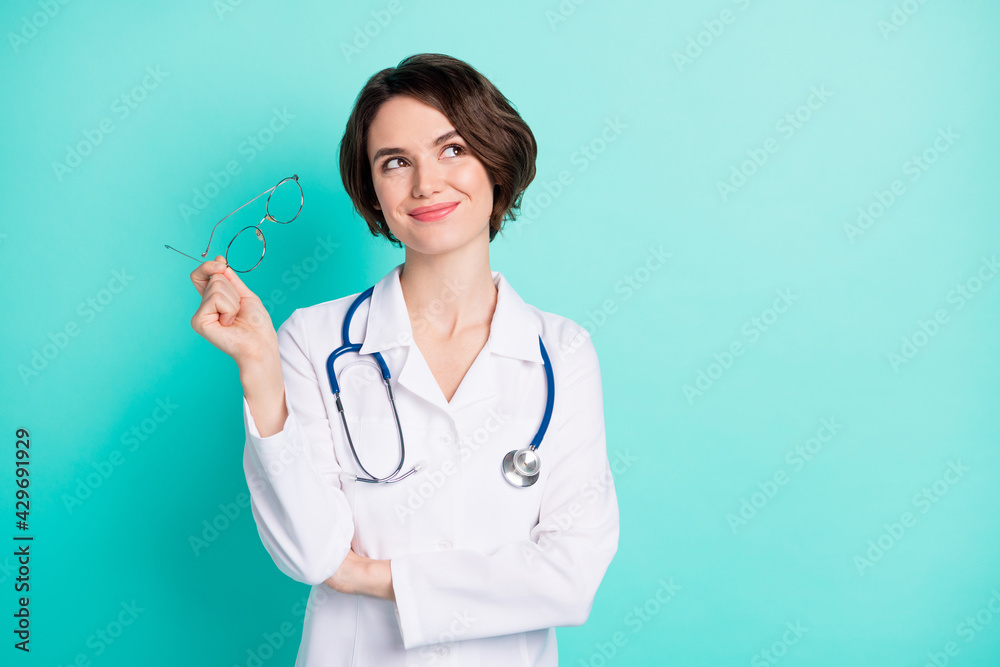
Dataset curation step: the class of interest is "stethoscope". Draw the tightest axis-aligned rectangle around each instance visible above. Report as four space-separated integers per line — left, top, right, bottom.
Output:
325 285 555 488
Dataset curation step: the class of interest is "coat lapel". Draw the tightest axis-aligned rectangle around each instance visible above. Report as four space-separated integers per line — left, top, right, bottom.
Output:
356 263 543 416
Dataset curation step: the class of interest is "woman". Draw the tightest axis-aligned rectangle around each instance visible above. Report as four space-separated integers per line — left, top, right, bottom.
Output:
189 53 619 666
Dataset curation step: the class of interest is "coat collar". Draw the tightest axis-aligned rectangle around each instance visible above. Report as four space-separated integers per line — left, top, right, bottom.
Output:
356 263 542 412
358 262 542 363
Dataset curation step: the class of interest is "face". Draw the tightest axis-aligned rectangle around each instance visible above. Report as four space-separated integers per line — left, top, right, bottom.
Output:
367 95 495 256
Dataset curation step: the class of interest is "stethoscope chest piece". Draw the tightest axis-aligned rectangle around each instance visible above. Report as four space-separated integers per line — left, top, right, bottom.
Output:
502 447 540 487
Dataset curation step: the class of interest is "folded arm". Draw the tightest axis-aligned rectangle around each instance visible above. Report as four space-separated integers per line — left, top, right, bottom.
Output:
389 329 620 649
242 308 356 586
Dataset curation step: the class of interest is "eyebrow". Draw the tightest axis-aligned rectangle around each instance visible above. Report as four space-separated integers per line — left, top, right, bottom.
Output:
371 129 461 166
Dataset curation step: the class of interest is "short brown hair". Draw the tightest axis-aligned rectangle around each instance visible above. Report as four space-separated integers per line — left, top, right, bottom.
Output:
338 53 537 246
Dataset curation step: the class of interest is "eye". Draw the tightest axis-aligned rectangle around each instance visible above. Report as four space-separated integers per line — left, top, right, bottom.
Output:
380 144 466 173
382 157 405 172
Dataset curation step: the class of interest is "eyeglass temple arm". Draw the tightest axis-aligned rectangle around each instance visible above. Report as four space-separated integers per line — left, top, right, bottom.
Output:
164 174 297 263
163 213 266 265
162 244 221 264
199 182 282 258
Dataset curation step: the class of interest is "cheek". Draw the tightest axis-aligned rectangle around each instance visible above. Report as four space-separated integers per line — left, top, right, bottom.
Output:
457 166 493 199
374 180 403 213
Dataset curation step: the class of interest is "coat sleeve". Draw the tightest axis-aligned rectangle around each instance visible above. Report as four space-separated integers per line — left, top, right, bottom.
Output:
242 307 355 586
389 327 620 649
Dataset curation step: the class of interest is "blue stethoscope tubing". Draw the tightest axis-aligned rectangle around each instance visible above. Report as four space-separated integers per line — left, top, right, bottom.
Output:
325 285 555 486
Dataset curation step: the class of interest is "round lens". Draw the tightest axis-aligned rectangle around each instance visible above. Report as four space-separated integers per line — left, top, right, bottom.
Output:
226 225 266 273
265 176 303 224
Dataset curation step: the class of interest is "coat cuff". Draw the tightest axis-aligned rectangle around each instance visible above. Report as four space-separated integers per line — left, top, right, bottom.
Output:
390 556 425 649
243 391 298 454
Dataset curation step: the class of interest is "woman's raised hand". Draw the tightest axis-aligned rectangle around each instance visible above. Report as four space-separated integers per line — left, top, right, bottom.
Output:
189 255 279 370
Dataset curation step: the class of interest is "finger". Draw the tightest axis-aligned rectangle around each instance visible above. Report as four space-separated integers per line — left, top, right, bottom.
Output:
196 287 238 329
190 296 222 332
190 255 230 297
205 277 240 326
218 262 259 301
205 273 240 310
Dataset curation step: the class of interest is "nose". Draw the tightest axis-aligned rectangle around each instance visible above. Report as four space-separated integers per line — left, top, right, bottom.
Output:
411 158 445 198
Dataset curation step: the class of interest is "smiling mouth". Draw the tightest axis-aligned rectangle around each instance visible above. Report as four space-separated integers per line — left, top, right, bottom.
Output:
408 202 459 222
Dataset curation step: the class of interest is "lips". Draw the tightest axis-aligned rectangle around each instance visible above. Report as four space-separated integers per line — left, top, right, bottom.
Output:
408 201 459 222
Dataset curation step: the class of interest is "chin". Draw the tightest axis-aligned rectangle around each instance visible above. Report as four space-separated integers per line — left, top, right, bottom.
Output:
396 221 487 254
404 237 464 256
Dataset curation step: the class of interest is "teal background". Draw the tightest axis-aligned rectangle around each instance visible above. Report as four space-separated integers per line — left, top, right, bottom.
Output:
2 0 999 664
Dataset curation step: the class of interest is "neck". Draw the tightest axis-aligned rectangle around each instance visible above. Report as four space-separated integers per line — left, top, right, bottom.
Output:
399 233 497 339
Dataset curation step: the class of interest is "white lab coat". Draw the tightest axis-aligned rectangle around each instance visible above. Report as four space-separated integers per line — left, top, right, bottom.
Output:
242 262 619 666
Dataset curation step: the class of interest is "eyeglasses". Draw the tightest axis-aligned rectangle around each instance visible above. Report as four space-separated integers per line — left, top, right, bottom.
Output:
164 174 303 273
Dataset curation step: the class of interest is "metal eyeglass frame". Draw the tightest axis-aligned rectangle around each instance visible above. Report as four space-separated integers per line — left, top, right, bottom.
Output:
164 174 303 273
